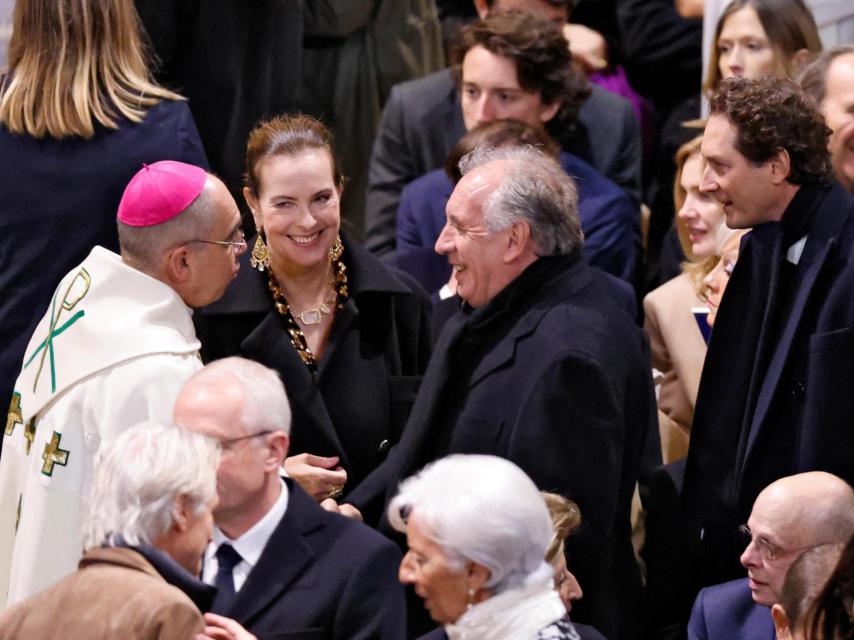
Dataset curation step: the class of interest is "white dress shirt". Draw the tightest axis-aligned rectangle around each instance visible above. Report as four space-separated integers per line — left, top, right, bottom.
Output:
202 479 289 592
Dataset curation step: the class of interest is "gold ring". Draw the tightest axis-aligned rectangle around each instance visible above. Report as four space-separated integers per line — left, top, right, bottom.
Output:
326 486 344 500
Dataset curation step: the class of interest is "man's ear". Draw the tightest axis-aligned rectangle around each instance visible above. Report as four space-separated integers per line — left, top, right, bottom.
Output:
171 495 190 532
162 244 194 287
768 148 791 185
504 219 532 263
771 603 793 640
540 100 561 125
265 432 290 471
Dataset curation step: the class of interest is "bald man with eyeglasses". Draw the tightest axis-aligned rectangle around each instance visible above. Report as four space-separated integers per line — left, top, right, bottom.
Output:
687 472 854 640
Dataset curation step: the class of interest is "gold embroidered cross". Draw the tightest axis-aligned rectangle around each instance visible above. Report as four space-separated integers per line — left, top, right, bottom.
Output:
5 392 22 437
41 432 69 477
24 420 36 455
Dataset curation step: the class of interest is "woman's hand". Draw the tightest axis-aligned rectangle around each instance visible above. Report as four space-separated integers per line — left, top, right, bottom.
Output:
563 24 608 73
196 613 257 640
284 453 348 501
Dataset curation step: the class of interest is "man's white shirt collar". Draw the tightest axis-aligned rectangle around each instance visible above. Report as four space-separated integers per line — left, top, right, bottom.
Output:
787 235 808 265
203 479 289 591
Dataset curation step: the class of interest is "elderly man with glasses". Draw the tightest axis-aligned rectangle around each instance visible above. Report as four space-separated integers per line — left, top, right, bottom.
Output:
687 472 854 640
0 160 245 608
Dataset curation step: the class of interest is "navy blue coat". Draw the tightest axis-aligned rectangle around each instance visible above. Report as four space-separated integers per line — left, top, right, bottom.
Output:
688 578 774 640
682 183 854 583
395 151 638 290
347 254 658 640
215 480 406 639
0 98 206 443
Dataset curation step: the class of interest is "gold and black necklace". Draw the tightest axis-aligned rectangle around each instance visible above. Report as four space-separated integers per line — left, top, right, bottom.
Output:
266 244 349 371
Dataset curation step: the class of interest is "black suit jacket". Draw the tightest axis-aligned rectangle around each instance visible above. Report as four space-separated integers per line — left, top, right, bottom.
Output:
364 68 641 256
348 254 659 640
683 183 854 583
218 480 406 639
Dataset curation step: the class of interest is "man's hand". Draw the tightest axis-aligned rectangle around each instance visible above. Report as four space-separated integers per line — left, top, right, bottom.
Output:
320 498 364 521
564 23 608 73
196 613 257 640
284 453 347 501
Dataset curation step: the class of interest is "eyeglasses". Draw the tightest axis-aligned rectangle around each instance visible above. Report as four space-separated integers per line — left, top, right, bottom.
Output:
219 430 273 449
738 524 817 562
191 228 247 253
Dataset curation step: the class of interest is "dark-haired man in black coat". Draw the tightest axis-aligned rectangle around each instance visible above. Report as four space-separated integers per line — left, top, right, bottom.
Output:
679 76 854 610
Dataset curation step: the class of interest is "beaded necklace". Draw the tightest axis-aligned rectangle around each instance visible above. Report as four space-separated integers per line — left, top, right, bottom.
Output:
266 249 348 371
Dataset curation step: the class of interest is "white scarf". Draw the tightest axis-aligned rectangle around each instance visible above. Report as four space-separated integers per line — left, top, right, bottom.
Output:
445 564 566 640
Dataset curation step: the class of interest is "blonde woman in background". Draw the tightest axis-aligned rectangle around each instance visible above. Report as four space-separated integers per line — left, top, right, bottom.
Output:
643 134 724 462
0 0 207 431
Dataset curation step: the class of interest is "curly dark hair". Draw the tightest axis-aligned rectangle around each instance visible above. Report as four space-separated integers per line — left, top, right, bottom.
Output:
709 76 833 186
449 12 590 141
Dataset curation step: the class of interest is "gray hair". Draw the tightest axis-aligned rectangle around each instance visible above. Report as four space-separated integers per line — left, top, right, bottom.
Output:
389 454 554 594
83 422 219 549
781 543 845 631
117 176 219 273
458 145 583 256
184 357 292 436
797 46 854 105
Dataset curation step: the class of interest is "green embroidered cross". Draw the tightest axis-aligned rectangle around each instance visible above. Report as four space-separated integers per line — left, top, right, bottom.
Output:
5 392 22 437
41 431 70 477
24 269 90 394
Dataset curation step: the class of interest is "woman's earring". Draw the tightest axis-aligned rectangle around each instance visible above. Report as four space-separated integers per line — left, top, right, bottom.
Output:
329 234 344 261
250 232 271 271
466 587 475 611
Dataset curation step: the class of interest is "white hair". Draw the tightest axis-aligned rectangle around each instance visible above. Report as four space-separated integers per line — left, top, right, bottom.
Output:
388 454 554 594
458 145 583 256
184 357 292 435
117 176 220 273
83 422 219 549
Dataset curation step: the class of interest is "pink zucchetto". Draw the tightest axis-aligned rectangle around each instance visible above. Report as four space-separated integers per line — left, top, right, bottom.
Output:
117 161 207 227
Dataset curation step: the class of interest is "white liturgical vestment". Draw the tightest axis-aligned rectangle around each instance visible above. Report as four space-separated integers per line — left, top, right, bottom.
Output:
0 247 202 608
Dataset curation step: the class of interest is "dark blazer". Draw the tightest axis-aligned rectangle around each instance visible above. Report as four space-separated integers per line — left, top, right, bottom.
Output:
217 480 406 639
347 254 658 640
688 578 774 640
682 183 854 584
396 151 638 286
0 98 206 455
364 68 641 256
194 237 432 495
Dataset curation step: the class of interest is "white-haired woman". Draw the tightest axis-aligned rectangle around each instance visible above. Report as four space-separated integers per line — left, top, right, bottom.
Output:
0 423 253 640
391 454 580 640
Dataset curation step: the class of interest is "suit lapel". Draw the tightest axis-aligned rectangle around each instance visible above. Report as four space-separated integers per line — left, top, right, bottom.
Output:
744 192 847 459
467 309 545 388
229 483 325 625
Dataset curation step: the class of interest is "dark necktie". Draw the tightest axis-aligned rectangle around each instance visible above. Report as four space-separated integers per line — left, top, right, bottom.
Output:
210 543 243 613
